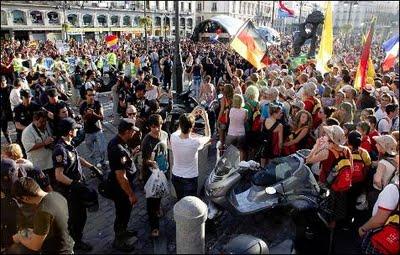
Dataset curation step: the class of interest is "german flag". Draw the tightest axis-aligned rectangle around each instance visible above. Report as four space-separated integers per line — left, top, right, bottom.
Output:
230 20 270 70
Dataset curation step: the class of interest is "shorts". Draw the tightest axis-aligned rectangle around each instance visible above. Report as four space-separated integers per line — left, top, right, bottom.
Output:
226 135 246 150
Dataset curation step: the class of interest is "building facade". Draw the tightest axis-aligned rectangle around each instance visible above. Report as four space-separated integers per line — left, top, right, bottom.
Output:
194 1 273 27
333 1 399 35
0 1 196 42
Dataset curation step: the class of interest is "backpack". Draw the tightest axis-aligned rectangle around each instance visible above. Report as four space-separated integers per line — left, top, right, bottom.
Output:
151 141 169 173
327 148 353 192
352 148 369 183
245 100 262 132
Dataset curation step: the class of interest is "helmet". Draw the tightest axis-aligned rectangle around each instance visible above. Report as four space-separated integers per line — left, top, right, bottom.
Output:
222 234 269 254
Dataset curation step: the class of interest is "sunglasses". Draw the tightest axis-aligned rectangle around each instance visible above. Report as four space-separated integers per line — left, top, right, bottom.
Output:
87 94 95 97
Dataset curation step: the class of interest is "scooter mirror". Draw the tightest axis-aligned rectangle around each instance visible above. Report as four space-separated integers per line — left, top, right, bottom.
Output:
265 187 277 195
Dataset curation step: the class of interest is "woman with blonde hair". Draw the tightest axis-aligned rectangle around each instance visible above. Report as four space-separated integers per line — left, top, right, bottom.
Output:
283 110 313 155
226 94 248 160
1 143 52 191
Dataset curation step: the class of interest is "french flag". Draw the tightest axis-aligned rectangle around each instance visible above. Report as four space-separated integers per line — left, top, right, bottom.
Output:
382 35 399 72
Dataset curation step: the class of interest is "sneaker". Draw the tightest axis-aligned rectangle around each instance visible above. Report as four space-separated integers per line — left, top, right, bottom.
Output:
74 240 93 252
112 238 136 252
96 163 102 168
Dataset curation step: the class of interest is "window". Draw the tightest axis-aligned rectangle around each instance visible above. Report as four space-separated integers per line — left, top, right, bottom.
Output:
197 3 202 11
155 16 161 26
188 3 192 11
187 18 192 27
165 1 168 10
196 16 201 25
156 1 159 10
146 0 150 9
212 2 217 11
12 10 26 25
180 17 185 27
30 11 43 24
111 15 119 26
83 14 93 26
123 16 131 26
47 11 59 24
97 15 107 27
180 2 184 11
67 14 78 26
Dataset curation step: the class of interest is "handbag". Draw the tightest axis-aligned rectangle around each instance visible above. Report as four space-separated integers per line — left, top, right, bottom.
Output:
371 223 399 254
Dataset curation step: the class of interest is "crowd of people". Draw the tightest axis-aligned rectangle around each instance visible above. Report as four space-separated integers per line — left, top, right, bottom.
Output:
0 29 399 254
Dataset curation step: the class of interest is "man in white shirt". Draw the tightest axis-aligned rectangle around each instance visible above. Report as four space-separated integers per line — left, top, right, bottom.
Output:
377 104 398 135
9 78 23 111
21 110 54 173
171 106 211 200
374 93 392 121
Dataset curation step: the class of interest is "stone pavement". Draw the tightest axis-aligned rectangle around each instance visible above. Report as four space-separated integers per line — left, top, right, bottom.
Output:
1 91 362 254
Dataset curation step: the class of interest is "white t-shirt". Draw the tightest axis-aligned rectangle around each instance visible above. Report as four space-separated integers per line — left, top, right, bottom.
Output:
10 87 23 111
21 123 54 171
375 107 387 122
171 130 202 178
372 183 399 216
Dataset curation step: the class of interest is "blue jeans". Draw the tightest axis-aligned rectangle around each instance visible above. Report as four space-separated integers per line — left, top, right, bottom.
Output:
192 76 202 99
172 174 198 200
85 130 107 165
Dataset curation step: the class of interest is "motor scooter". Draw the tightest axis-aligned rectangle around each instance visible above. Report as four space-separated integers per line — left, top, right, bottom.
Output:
205 145 335 254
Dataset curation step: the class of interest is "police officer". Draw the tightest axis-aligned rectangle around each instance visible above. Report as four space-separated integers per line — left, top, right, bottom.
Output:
52 117 99 252
43 88 74 131
13 89 41 156
107 118 140 252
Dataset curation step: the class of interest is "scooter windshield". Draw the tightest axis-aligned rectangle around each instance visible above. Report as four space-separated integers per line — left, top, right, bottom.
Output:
215 145 240 176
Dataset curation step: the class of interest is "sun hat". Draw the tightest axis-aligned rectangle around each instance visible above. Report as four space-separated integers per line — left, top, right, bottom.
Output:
373 135 398 156
291 100 305 110
303 82 318 96
323 125 346 146
363 84 375 94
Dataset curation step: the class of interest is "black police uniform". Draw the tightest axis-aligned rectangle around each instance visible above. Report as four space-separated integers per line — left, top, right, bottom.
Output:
13 102 41 155
52 139 87 243
117 87 135 118
107 135 136 238
44 100 74 131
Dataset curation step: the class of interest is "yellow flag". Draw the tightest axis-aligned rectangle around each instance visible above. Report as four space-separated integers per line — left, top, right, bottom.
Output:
316 1 333 73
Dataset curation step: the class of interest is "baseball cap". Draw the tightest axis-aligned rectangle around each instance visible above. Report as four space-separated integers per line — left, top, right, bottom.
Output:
1 159 23 195
58 117 82 135
118 118 140 133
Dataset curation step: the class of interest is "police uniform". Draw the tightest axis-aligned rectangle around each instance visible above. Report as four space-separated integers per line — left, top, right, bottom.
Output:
52 138 87 244
13 98 41 156
107 134 137 238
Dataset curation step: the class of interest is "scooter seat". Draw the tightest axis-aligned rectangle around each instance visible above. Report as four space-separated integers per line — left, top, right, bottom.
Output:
252 170 277 187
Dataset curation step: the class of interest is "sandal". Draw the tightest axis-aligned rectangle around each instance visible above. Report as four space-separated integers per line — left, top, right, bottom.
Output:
151 229 160 237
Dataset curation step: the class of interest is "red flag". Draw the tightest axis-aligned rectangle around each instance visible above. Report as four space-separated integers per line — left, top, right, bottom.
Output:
355 18 375 91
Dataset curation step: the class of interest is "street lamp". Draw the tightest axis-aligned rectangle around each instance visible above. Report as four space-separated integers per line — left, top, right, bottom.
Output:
144 0 148 53
343 1 358 48
173 0 183 93
56 0 71 42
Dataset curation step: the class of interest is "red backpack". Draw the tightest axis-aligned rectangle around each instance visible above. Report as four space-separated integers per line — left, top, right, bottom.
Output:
327 148 353 192
352 148 369 184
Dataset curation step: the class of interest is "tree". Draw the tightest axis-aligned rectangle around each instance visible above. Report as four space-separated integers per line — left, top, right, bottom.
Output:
138 16 152 28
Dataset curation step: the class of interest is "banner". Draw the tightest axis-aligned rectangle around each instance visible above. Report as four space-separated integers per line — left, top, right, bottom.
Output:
382 34 399 72
316 1 333 73
354 18 376 91
105 34 118 48
230 20 269 70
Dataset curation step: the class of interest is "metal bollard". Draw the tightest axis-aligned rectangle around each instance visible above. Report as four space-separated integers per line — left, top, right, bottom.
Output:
173 196 208 254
